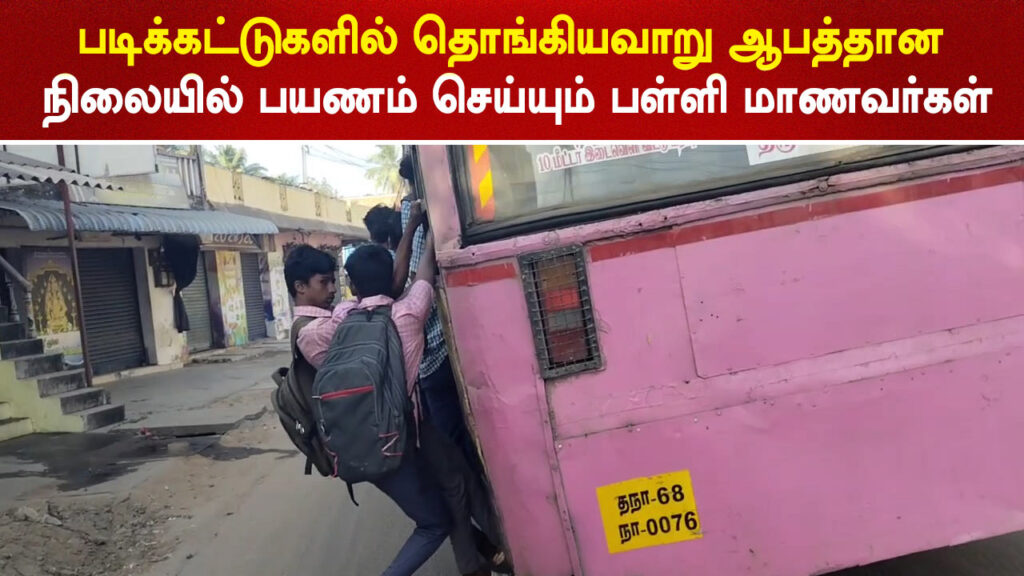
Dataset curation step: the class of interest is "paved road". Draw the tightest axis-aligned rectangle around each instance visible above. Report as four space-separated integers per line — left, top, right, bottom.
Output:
151 418 460 576
176 463 459 576
833 531 1024 576
104 350 291 431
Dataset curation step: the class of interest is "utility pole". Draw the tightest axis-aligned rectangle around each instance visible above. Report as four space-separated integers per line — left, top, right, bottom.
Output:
301 145 309 183
59 180 93 386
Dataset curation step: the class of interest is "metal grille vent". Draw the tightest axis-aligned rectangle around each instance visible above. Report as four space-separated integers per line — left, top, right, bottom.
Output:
519 245 602 379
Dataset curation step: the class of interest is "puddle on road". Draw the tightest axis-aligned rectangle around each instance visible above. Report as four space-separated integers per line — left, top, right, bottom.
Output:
0 429 295 492
203 444 296 463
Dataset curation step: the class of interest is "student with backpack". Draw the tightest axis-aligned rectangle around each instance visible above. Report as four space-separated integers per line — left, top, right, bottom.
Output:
275 236 507 576
275 243 452 576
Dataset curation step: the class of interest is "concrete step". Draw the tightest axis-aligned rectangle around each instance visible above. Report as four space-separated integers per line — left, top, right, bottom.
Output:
58 388 109 415
0 402 11 420
37 369 87 397
14 353 64 379
0 338 44 360
0 322 25 343
0 417 33 442
79 404 125 431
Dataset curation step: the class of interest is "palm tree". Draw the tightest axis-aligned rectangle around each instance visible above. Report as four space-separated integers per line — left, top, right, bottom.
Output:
364 145 404 204
203 145 267 177
272 173 301 186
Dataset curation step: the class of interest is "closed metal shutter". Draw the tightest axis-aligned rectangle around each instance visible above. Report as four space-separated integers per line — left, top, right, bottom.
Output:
78 249 146 375
240 253 267 341
181 253 213 352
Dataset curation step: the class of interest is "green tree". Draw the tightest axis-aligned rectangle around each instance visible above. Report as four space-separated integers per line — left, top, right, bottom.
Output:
157 145 196 157
272 173 301 186
203 145 267 177
302 177 335 197
364 145 404 202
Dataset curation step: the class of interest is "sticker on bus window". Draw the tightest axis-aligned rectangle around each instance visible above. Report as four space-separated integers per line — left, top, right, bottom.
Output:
596 469 703 554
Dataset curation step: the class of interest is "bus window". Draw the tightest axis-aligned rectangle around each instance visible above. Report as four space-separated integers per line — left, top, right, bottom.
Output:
454 144 954 236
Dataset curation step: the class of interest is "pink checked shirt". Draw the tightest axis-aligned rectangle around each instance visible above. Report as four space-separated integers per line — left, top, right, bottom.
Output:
294 280 435 396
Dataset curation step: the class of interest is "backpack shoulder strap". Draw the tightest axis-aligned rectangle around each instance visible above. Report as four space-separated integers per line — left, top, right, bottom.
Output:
290 316 316 360
346 481 359 506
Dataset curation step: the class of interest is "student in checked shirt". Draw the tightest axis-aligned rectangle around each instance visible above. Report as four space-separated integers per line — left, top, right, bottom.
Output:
398 154 484 477
292 232 508 576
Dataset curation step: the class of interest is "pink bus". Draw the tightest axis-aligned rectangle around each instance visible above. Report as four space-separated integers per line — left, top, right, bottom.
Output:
409 144 1024 576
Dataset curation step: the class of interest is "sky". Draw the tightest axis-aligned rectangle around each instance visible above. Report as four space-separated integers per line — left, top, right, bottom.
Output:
239 142 392 198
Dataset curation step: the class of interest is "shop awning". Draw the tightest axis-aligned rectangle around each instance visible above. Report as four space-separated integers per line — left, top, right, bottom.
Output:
211 201 369 240
0 197 279 235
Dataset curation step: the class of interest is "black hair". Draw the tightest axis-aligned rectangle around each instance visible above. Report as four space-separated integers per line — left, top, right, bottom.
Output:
399 151 415 185
388 210 403 247
344 244 394 298
364 204 402 247
284 245 337 297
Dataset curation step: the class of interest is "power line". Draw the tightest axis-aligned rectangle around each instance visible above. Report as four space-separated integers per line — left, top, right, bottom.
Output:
305 144 371 169
323 144 371 166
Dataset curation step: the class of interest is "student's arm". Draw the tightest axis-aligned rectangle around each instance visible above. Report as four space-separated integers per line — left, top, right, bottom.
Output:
399 232 437 326
413 230 436 287
295 303 356 368
392 200 424 298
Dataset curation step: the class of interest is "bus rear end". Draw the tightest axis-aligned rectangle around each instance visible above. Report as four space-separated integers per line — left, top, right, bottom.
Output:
415 145 1024 576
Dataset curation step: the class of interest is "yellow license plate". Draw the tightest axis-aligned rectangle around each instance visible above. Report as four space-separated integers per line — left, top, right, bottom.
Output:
596 469 703 554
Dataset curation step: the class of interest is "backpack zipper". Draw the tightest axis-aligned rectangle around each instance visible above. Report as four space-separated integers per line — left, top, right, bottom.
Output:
318 386 374 400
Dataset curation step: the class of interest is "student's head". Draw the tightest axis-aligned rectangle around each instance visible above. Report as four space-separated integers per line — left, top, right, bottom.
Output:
399 151 415 186
343 244 394 299
363 205 402 250
284 245 337 309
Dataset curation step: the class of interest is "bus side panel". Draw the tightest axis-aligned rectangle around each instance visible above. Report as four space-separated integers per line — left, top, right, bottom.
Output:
680 180 1024 377
445 277 576 576
550 178 1024 439
543 177 1024 575
558 346 1024 576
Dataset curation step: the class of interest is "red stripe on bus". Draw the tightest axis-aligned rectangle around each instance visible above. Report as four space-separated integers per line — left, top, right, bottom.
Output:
446 262 518 287
590 165 1024 262
319 386 373 400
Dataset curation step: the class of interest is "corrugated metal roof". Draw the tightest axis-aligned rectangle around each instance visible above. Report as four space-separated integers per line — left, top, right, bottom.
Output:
211 201 369 240
0 198 279 235
0 158 122 190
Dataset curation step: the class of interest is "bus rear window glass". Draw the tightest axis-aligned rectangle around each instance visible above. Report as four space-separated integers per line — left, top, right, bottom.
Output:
458 144 929 227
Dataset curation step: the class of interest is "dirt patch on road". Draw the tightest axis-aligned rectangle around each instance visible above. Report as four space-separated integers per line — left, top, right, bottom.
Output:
0 494 185 576
0 410 294 576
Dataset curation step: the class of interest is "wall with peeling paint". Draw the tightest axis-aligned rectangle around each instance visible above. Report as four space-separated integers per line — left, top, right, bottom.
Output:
143 255 187 366
4 232 186 368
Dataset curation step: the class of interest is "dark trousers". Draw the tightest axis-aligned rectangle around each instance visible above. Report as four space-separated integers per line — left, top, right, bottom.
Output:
371 449 452 576
419 357 484 477
418 419 502 574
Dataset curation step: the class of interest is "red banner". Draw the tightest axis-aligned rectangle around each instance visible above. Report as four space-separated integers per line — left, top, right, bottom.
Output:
1 0 1021 140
